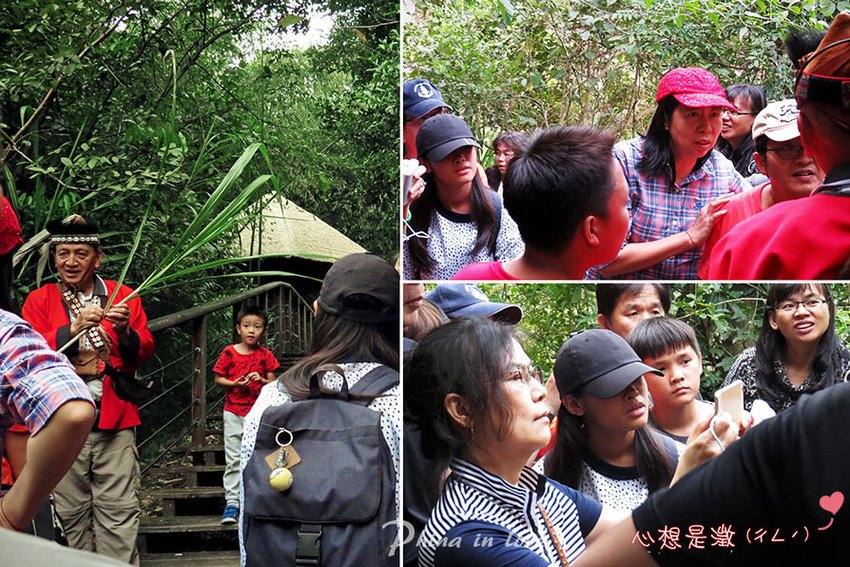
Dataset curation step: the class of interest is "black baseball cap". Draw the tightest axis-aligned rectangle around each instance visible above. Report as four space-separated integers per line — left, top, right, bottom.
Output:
404 78 452 118
554 329 662 398
415 114 480 162
318 253 398 324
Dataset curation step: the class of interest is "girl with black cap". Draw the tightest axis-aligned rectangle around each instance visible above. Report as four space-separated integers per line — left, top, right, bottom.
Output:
403 114 523 280
238 253 400 564
545 329 682 513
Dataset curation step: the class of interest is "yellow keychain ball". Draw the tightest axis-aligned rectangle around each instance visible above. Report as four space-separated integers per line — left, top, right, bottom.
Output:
269 467 293 491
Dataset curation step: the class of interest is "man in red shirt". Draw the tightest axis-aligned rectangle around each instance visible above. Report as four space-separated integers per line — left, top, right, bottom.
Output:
708 13 850 279
699 99 823 278
0 182 23 312
21 215 154 565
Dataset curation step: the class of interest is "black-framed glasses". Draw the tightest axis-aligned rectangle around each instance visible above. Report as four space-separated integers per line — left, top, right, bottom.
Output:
504 364 544 385
721 109 758 117
772 297 827 313
765 144 806 161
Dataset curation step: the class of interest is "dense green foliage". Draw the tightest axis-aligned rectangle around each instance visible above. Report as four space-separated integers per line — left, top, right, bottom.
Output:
405 0 848 162
425 283 850 396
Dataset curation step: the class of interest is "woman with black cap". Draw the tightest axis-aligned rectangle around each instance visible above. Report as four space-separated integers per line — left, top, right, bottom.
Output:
403 114 523 280
238 253 400 565
545 329 682 513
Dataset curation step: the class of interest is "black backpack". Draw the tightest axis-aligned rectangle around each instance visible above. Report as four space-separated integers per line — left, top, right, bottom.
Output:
243 365 399 567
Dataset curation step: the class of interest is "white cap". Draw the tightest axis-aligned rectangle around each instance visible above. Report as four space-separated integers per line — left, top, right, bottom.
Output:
752 99 800 142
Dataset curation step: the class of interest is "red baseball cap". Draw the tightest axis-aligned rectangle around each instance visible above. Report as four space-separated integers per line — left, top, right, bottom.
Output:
656 67 736 110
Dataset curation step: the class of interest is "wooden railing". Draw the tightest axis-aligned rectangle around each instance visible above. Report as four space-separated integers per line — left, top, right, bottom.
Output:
139 282 313 470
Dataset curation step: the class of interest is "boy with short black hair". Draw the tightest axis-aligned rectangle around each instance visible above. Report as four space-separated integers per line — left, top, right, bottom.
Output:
627 316 714 444
452 126 630 280
212 304 279 525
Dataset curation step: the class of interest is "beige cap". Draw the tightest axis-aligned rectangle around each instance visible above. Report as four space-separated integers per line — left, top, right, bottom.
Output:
752 99 800 142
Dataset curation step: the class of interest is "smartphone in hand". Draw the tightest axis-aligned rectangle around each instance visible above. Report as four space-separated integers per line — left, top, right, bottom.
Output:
714 380 744 424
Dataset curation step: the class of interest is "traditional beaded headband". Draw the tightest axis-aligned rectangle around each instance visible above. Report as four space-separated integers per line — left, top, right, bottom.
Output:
51 234 100 244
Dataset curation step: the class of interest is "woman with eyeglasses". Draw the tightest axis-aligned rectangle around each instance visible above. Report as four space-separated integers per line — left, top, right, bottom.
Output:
406 318 625 566
588 67 751 280
721 284 850 413
545 329 683 514
717 83 767 179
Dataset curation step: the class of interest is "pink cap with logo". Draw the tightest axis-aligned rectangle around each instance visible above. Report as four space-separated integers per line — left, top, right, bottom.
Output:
656 67 736 111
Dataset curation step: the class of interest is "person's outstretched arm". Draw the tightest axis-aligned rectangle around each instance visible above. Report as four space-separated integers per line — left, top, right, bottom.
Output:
0 400 94 530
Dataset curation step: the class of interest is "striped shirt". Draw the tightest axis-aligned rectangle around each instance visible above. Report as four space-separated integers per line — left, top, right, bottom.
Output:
418 458 602 567
589 137 749 280
0 309 94 455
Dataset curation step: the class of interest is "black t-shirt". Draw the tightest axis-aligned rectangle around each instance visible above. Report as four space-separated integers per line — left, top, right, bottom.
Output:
633 381 849 565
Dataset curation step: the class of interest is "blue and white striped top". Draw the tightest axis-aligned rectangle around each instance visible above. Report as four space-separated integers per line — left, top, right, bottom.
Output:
417 458 602 567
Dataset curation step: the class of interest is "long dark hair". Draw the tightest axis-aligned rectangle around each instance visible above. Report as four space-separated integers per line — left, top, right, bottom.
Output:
405 318 517 460
545 392 675 493
282 308 398 400
639 95 712 183
754 284 841 406
406 171 499 278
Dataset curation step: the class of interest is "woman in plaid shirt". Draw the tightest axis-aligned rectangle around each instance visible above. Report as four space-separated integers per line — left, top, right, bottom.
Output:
588 68 751 280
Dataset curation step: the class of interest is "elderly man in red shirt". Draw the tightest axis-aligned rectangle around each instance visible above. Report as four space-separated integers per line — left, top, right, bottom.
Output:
22 215 154 565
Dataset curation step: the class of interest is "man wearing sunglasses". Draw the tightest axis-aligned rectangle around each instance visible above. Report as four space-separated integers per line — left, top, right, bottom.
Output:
699 99 823 278
708 12 850 280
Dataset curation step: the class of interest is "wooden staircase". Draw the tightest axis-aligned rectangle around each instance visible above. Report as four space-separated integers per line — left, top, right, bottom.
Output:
138 415 240 566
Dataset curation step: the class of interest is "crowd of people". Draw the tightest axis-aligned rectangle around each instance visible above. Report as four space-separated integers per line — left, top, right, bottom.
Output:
2 209 401 565
404 281 850 566
403 14 850 280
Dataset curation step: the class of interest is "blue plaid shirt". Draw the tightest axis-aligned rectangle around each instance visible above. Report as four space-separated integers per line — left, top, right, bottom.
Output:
0 310 93 455
588 137 750 280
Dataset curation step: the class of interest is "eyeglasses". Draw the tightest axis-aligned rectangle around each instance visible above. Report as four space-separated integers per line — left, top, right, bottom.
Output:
765 144 806 161
495 150 516 160
773 297 828 313
721 109 758 117
404 106 448 125
504 364 544 385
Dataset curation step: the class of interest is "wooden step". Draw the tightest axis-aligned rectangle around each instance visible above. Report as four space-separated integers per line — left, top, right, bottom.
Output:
140 550 240 566
169 444 225 466
153 486 224 500
140 515 236 534
149 464 225 478
151 486 226 516
149 463 226 487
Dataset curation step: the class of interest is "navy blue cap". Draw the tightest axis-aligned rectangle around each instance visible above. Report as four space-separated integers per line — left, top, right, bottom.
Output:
425 283 522 324
404 78 452 118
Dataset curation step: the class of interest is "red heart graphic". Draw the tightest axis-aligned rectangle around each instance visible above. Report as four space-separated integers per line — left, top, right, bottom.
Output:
820 491 844 516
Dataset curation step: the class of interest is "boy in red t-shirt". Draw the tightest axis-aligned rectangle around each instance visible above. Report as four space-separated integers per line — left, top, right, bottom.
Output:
212 305 279 525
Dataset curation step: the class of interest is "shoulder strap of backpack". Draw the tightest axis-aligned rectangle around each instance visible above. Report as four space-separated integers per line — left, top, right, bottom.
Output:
347 364 399 406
